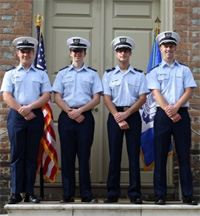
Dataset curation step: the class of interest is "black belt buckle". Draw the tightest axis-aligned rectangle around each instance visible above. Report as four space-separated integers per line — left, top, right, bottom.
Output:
116 106 130 112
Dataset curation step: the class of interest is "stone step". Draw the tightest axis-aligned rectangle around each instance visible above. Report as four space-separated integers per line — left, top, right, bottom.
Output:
4 200 200 216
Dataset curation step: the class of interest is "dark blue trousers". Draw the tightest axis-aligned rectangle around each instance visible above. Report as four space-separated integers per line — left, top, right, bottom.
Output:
154 108 193 197
7 108 44 194
106 111 141 198
58 110 94 198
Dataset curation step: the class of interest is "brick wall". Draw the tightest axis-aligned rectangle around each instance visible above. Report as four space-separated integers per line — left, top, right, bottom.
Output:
0 0 33 213
174 0 200 199
0 0 199 214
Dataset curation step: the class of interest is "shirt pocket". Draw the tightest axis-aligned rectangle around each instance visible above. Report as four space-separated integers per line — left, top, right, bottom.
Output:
175 70 183 87
109 79 121 90
12 76 23 92
128 79 140 96
157 73 169 81
62 76 74 95
81 77 93 92
32 77 43 94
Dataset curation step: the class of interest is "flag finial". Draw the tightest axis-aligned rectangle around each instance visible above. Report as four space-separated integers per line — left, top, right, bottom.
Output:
155 16 161 36
34 14 44 27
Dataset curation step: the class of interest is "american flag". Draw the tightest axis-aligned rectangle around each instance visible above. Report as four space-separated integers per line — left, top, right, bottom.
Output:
35 25 59 182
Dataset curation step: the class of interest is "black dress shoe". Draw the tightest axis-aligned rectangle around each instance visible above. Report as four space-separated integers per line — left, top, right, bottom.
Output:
130 196 142 204
183 196 198 205
8 194 22 204
24 194 40 203
81 197 98 203
155 196 166 205
60 196 74 203
104 196 118 203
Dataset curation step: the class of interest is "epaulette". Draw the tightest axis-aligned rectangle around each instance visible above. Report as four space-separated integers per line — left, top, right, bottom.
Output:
179 62 187 67
35 66 46 71
6 66 16 72
106 67 115 73
88 67 97 72
134 68 143 73
150 64 160 72
59 65 69 71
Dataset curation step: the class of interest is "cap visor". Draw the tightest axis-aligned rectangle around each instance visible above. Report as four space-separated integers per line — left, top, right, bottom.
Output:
70 48 86 51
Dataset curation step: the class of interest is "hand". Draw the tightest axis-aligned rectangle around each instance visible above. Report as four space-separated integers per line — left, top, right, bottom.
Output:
68 108 82 120
18 105 32 117
118 120 130 130
114 112 128 123
171 113 182 123
74 114 85 123
24 112 36 121
164 105 179 118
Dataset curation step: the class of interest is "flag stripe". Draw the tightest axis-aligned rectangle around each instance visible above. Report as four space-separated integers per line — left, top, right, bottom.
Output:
35 24 59 182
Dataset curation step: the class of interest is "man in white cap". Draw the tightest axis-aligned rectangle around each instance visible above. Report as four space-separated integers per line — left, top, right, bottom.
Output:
102 36 149 204
52 37 102 203
147 31 197 205
1 36 51 204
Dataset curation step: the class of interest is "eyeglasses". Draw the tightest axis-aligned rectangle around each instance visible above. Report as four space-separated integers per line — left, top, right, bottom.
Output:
116 48 131 53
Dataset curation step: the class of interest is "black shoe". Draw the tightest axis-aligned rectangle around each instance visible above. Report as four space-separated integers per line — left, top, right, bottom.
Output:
183 196 198 205
81 197 98 203
24 194 40 203
155 196 166 205
8 194 22 204
104 196 118 203
130 196 142 204
60 196 74 203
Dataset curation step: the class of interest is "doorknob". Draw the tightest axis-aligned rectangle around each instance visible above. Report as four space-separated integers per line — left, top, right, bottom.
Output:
94 107 98 112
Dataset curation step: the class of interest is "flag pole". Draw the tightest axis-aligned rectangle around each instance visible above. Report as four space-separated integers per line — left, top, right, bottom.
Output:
34 14 44 199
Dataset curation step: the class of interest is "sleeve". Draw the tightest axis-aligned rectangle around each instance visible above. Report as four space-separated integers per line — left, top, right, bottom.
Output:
0 71 13 93
102 72 111 95
92 72 103 94
146 69 161 90
138 73 150 95
184 67 197 89
52 71 64 94
41 72 52 93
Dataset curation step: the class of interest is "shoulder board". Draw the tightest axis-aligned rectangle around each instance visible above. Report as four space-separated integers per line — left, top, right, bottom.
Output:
150 64 160 72
106 67 115 73
134 68 143 73
178 62 187 67
88 67 97 72
6 66 16 72
59 65 69 71
35 66 46 71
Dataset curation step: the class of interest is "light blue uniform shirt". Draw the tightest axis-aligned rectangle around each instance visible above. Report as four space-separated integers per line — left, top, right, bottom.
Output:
147 60 197 107
52 64 103 108
102 65 149 107
1 64 51 105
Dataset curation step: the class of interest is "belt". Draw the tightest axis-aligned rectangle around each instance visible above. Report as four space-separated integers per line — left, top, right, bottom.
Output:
157 107 188 111
116 106 130 112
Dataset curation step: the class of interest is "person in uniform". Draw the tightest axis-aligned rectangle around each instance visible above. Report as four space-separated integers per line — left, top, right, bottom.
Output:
102 36 149 204
147 31 198 205
52 37 102 203
1 36 51 204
